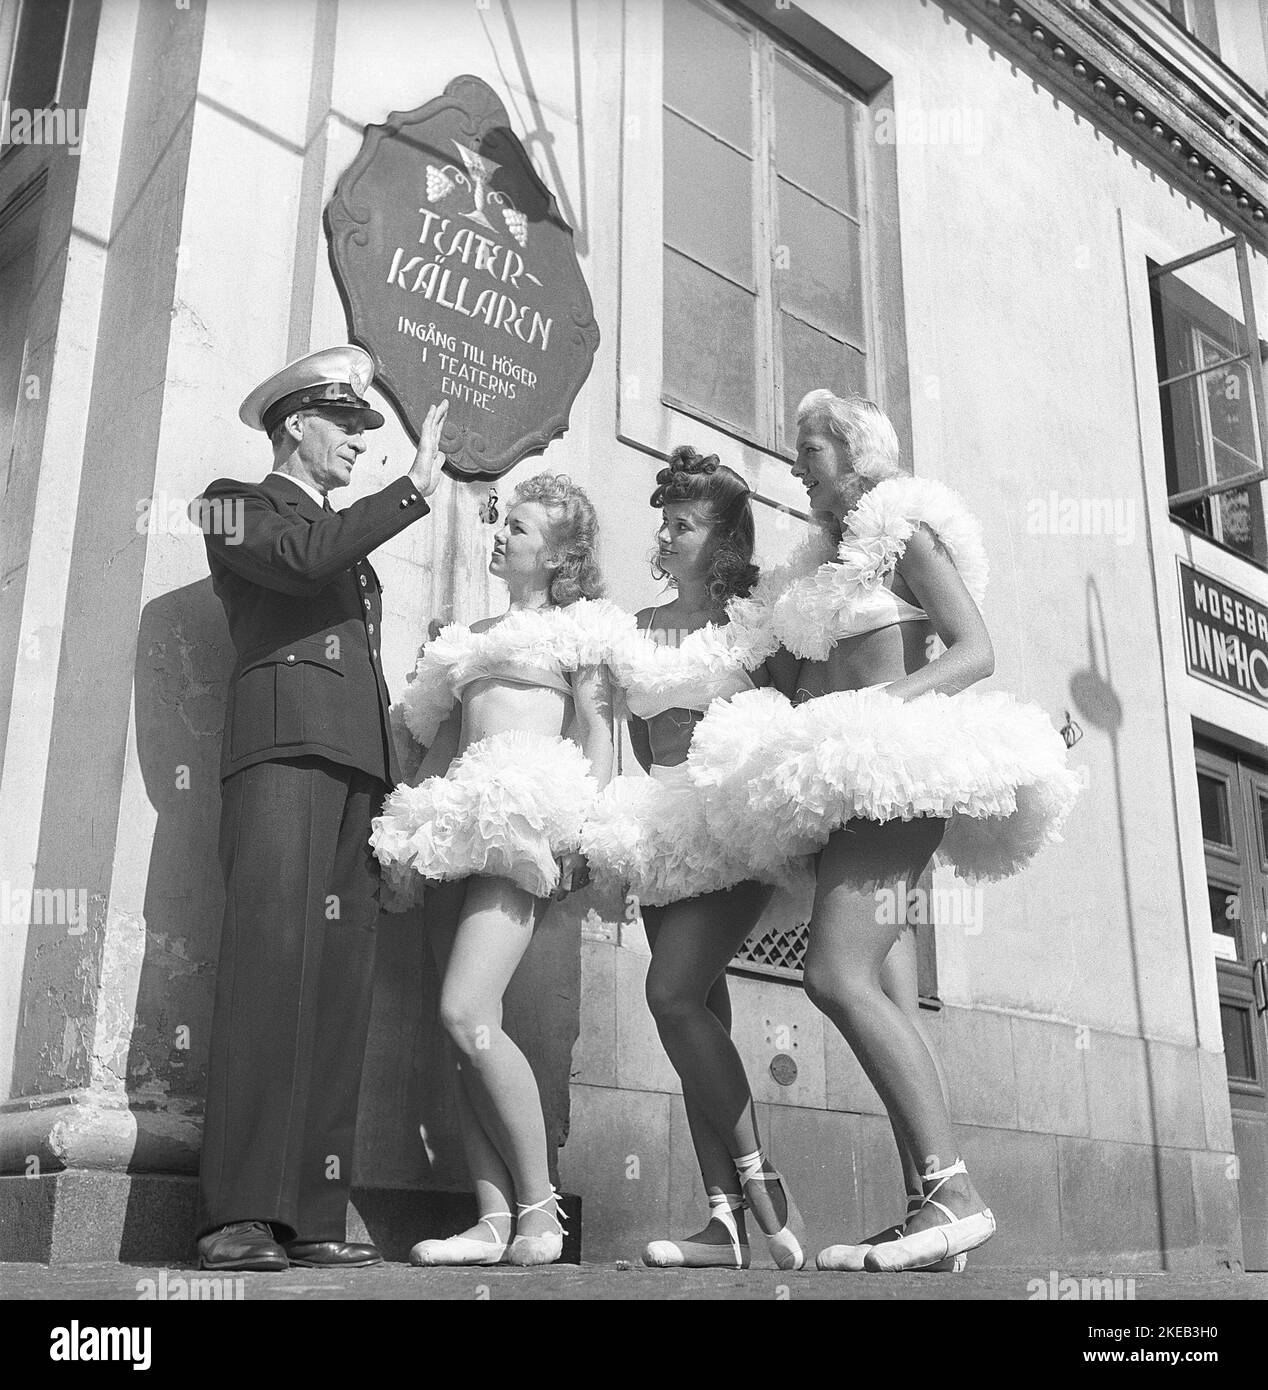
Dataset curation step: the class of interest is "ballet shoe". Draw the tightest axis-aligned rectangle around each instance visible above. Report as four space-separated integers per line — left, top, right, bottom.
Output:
816 1218 904 1273
409 1212 510 1267
816 1195 969 1273
643 1193 750 1269
864 1160 995 1272
505 1188 566 1267
818 1243 967 1273
735 1149 805 1271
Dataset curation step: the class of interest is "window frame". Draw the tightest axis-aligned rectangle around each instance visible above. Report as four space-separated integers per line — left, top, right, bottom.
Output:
617 0 911 517
659 3 871 457
1151 235 1268 512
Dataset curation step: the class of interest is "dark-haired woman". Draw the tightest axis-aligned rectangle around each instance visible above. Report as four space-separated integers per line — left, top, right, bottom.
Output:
582 447 805 1270
372 473 628 1267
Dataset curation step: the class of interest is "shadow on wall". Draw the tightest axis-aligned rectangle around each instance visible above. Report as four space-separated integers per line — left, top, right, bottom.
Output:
124 577 229 1174
1068 574 1170 1263
125 578 581 1246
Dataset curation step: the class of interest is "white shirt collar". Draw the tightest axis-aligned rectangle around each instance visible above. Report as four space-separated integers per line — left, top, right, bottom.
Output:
273 471 329 509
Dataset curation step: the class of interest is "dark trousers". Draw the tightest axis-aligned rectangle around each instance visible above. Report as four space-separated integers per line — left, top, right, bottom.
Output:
197 756 386 1241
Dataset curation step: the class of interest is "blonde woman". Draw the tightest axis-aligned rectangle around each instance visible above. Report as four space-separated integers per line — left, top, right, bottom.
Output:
372 474 626 1267
689 392 1081 1272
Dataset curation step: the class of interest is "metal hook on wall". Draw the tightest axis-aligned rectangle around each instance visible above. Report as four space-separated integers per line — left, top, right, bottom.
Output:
1060 710 1084 749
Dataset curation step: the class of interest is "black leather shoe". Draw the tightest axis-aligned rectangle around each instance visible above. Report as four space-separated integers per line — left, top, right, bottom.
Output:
198 1221 289 1271
283 1240 384 1268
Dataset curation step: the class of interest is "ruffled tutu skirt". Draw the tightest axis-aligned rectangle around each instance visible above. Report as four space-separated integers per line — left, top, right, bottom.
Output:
370 729 597 904
580 761 761 907
686 685 1082 885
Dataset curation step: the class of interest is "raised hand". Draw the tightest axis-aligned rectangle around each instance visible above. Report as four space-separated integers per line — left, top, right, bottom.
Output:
408 400 450 498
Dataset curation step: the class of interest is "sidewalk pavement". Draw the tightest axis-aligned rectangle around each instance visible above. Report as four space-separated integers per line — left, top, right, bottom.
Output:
2 1262 1264 1300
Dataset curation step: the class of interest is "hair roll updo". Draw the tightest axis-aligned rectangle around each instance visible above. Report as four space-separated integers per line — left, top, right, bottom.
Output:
650 445 759 605
510 472 605 606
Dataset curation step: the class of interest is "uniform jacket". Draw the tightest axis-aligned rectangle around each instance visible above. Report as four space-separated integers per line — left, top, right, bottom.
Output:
202 470 430 785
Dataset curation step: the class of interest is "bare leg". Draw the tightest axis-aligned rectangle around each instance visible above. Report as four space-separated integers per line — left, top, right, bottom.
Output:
879 923 951 1199
645 882 794 1238
425 876 515 1247
643 902 747 1213
438 874 557 1239
804 820 986 1234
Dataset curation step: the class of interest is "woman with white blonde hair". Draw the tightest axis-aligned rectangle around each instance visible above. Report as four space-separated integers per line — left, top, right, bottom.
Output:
797 388 902 484
688 389 1081 1272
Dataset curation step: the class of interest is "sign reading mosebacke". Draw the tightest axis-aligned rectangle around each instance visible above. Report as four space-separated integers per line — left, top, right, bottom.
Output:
1178 560 1268 708
325 75 599 479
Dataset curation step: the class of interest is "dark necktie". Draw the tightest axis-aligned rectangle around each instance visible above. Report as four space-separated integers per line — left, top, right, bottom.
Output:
322 496 333 513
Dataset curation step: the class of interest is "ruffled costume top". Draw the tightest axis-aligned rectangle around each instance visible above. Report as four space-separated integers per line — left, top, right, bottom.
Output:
579 609 780 907
685 476 1083 886
370 599 633 902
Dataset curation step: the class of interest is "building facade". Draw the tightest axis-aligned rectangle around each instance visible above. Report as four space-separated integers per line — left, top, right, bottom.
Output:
1 0 1265 1271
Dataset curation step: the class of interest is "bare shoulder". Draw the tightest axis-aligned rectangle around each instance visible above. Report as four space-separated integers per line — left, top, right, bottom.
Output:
898 522 957 574
905 521 951 557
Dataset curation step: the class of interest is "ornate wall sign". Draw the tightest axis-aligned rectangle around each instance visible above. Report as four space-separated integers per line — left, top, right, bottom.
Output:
325 75 599 479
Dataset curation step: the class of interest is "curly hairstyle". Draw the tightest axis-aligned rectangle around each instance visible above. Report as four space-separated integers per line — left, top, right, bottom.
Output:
650 445 759 605
509 472 605 605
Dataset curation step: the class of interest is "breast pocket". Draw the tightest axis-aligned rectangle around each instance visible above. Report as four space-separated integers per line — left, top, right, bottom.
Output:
235 638 347 753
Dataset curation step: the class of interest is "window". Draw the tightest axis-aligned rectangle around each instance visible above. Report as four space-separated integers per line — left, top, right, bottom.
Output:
1150 236 1268 566
0 0 73 158
661 0 867 455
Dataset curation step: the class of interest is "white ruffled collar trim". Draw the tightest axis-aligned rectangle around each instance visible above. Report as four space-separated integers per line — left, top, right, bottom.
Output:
606 597 784 706
395 598 634 746
604 596 779 711
767 476 989 660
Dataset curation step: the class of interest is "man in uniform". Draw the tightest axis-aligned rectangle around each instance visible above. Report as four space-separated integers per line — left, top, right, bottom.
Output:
195 345 447 1271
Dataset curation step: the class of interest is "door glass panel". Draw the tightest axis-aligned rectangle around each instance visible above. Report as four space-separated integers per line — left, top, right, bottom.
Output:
1208 882 1242 960
1258 792 1268 862
1221 1002 1257 1081
1197 771 1232 845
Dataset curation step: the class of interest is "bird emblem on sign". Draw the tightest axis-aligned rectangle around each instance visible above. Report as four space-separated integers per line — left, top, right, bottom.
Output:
425 140 529 248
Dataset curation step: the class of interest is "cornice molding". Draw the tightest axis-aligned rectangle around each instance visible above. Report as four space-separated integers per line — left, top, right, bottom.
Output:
938 0 1268 246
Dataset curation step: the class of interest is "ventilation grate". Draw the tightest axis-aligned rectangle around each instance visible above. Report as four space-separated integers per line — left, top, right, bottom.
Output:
731 919 809 980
